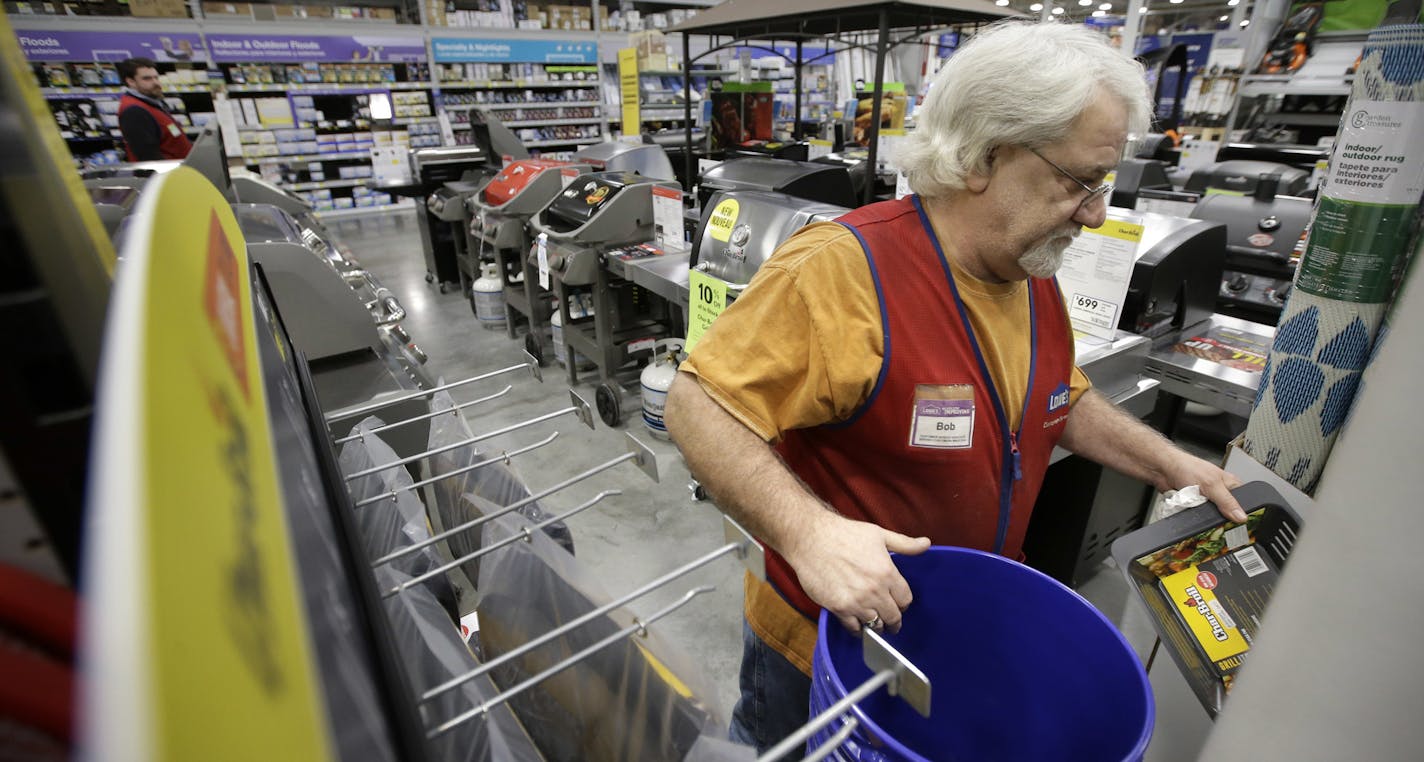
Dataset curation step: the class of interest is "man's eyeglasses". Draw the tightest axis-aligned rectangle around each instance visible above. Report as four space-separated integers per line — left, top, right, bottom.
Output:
1028 148 1113 213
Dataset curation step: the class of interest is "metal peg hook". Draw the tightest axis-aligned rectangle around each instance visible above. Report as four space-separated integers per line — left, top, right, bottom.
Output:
381 489 622 598
372 449 637 568
802 717 859 762
724 515 766 581
352 433 559 509
323 360 537 423
426 585 715 740
332 385 513 445
343 395 589 482
420 539 752 704
756 629 932 762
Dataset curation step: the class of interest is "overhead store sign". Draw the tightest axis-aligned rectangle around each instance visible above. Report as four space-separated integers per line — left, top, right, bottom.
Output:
431 37 597 63
737 44 834 63
206 33 426 63
16 30 208 62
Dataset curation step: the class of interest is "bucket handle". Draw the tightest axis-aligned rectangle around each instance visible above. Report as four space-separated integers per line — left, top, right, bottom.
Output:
756 629 932 762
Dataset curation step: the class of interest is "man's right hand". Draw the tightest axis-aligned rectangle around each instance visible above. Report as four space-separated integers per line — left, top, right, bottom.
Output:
787 513 931 635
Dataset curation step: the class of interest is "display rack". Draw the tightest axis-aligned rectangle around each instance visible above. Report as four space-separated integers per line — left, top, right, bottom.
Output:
11 18 622 182
431 45 605 153
606 63 732 134
1223 31 1367 145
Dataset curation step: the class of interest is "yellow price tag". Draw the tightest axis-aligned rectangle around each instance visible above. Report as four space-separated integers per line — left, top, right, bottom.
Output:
1085 219 1145 244
686 269 727 353
618 48 639 129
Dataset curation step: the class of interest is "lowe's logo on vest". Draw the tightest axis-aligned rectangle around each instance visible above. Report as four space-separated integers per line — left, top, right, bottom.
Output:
1047 383 1071 414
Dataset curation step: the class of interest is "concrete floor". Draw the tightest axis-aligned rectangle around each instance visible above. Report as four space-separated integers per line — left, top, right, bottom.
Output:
324 208 1227 759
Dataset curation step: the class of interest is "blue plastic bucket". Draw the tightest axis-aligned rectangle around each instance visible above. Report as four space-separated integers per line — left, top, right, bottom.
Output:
809 547 1153 761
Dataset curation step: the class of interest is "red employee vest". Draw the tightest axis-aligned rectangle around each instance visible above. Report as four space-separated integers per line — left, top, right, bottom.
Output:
119 94 193 162
767 196 1075 619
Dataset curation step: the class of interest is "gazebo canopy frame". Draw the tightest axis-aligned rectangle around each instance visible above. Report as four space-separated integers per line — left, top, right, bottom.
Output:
667 0 1024 204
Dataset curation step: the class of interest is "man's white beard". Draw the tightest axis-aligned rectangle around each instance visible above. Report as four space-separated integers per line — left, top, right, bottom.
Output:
1018 227 1081 279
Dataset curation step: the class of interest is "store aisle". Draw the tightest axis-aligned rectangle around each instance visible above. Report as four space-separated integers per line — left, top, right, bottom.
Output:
321 209 1222 758
322 209 746 725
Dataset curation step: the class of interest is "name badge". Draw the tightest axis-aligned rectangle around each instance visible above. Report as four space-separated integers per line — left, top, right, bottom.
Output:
168 123 182 137
909 384 974 449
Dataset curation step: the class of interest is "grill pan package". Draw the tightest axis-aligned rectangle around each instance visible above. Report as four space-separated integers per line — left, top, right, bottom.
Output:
1112 482 1303 716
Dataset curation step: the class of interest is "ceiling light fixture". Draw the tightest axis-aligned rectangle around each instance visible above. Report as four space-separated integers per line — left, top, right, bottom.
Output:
995 0 1009 5
1240 18 1250 25
1092 9 1106 16
1219 14 1228 20
1079 0 1092 6
1099 2 1112 8
1227 0 1240 5
1030 2 1043 9
1052 6 1065 14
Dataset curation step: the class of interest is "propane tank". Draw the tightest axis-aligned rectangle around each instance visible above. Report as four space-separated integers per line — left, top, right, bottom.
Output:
550 294 595 370
471 263 506 328
640 339 684 440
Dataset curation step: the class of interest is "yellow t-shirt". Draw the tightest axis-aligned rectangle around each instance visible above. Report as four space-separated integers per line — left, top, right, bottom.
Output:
681 219 1092 673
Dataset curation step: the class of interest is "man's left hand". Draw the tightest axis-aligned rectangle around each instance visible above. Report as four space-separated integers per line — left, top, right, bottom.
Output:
1163 455 1246 522
1060 389 1249 523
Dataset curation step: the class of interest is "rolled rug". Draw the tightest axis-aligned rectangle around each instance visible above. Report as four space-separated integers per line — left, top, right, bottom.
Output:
1242 23 1424 494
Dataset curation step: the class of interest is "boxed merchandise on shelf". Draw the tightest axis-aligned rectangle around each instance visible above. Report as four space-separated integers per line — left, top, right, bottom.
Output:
273 4 335 19
128 0 187 16
545 4 591 30
202 2 253 18
424 0 446 26
632 30 669 71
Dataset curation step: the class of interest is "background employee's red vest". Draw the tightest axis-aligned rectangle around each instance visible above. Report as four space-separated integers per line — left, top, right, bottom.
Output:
119 94 193 161
767 196 1075 618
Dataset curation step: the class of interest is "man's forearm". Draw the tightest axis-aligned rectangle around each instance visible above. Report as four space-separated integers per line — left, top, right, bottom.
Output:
1060 389 1247 521
663 371 829 559
1059 389 1177 491
665 371 935 632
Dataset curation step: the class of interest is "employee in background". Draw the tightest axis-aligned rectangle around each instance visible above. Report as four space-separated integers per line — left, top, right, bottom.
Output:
663 21 1247 754
117 57 192 162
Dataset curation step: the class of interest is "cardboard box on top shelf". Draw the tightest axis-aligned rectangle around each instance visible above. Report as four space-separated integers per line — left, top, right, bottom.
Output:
550 4 586 30
544 4 568 29
370 7 395 20
276 4 334 18
202 1 252 18
633 30 669 71
129 0 188 18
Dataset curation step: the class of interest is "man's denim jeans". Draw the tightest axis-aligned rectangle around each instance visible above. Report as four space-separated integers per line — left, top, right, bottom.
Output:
728 621 812 753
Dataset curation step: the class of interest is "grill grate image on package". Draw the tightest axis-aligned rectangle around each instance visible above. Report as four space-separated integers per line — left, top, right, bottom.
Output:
1112 482 1303 716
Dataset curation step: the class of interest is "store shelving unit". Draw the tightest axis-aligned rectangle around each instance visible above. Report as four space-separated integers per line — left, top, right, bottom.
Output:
1223 31 1366 146
32 59 218 161
435 62 604 152
606 65 733 136
11 8 728 176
